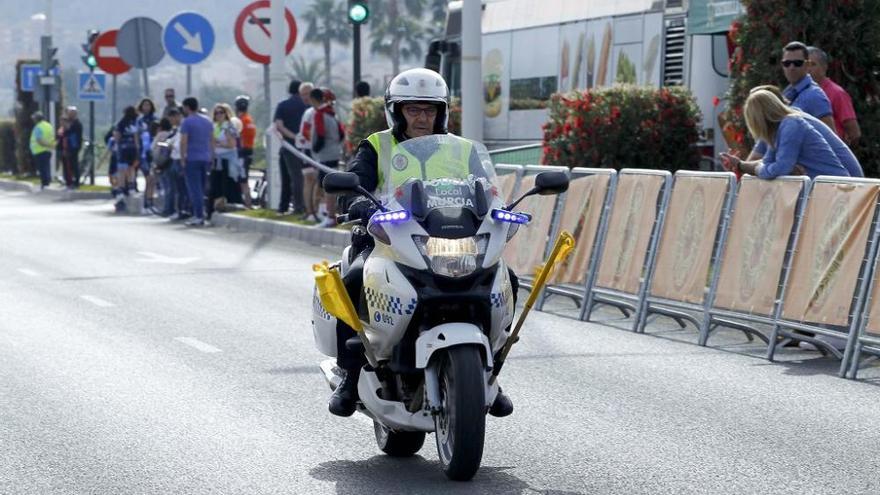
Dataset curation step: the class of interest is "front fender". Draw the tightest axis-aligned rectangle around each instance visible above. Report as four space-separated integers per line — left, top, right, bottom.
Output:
414 323 493 369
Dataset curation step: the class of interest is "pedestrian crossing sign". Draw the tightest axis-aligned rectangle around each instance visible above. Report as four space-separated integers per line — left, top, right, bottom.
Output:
78 72 107 101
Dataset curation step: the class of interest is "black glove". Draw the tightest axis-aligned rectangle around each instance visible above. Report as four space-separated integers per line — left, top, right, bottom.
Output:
313 136 325 153
347 198 377 221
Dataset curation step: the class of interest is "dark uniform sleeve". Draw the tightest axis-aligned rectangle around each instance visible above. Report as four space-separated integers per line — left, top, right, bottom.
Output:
346 139 380 193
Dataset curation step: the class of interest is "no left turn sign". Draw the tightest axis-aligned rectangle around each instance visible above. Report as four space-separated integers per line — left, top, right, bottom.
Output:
234 0 298 65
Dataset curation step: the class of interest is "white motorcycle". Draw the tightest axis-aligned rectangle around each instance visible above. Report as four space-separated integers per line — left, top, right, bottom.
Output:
311 134 568 481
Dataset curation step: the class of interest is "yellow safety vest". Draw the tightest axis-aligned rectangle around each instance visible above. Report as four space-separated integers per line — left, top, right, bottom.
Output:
366 130 473 192
30 121 55 155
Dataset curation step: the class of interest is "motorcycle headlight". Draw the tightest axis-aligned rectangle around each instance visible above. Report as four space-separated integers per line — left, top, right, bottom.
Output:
413 235 489 278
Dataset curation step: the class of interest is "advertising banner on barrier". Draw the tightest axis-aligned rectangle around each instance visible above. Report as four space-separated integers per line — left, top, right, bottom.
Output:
783 182 880 326
650 175 728 304
865 269 880 335
496 172 518 204
596 173 664 294
504 175 558 275
551 174 610 285
713 178 803 315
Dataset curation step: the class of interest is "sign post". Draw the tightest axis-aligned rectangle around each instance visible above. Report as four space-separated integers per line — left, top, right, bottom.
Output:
117 17 165 98
93 29 131 123
163 12 215 96
78 71 107 186
234 0 298 211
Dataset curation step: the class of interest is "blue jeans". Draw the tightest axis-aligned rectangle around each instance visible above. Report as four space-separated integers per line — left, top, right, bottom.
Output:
184 160 209 220
34 152 51 186
160 163 178 215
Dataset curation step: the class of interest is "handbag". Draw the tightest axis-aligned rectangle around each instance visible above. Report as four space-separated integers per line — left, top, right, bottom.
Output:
153 129 176 171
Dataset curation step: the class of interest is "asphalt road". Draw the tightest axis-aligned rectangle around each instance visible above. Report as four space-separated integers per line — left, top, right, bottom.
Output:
2 191 880 495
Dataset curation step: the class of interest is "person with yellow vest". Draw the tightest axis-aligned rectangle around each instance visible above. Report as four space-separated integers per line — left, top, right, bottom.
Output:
326 68 516 419
30 111 56 190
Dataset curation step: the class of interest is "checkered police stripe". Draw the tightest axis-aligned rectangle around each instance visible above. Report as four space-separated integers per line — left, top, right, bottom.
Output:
365 287 417 315
313 293 332 321
490 292 509 308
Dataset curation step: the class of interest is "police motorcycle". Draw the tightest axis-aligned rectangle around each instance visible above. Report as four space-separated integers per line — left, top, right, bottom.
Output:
312 134 568 481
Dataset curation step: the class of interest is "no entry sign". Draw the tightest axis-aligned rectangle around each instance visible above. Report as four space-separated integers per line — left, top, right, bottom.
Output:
234 0 298 65
93 30 131 75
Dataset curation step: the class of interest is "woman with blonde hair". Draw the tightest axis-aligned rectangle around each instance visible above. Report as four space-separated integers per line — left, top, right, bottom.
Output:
721 89 848 179
206 103 241 220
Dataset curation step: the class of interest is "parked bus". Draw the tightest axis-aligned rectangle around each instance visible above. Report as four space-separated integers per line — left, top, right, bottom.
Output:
427 0 743 159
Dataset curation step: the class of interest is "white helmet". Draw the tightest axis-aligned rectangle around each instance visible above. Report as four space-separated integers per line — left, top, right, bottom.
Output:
384 68 450 135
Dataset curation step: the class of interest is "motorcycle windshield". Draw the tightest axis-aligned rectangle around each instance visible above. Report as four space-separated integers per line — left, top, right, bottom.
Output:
379 134 498 203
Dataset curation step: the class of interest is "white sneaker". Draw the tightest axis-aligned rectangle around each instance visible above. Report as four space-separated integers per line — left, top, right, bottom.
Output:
185 217 204 227
317 217 336 228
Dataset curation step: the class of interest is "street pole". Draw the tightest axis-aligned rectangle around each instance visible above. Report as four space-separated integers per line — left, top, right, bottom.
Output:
461 0 482 141
111 74 117 123
352 22 361 95
186 65 192 96
268 0 287 211
89 100 95 185
136 18 150 97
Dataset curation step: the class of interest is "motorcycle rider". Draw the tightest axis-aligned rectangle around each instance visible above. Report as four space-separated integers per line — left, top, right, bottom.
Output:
328 68 516 418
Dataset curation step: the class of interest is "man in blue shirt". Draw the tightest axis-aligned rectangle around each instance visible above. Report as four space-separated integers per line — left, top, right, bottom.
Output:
273 80 309 215
179 97 214 226
748 41 835 160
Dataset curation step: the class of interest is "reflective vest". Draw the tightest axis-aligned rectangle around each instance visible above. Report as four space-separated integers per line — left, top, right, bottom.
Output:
366 130 473 192
30 121 54 155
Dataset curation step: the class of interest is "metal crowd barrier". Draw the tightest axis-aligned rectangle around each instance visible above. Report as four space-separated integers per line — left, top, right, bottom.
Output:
847 244 880 378
769 177 880 376
488 143 544 166
537 168 618 313
701 176 811 346
582 169 673 331
503 165 570 293
494 164 524 205
636 171 738 336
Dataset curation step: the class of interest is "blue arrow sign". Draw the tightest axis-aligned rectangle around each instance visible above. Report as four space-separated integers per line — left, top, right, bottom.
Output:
78 72 107 101
164 12 214 65
20 64 59 92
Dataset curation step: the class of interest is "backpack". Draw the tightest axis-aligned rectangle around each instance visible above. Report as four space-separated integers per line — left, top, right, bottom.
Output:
153 129 177 171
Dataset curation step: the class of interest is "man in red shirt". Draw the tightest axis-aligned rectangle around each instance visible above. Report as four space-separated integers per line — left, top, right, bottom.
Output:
235 95 257 207
808 46 861 145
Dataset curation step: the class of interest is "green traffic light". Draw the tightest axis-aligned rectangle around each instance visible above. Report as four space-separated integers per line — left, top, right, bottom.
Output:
87 55 97 68
349 3 369 23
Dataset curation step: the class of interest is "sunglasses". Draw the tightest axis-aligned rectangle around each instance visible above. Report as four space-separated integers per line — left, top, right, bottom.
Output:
781 59 806 68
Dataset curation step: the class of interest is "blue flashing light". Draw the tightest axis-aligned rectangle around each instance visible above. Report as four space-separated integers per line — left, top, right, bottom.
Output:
374 210 410 223
492 209 530 224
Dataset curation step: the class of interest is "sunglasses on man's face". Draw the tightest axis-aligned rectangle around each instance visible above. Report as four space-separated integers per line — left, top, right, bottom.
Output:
781 59 806 68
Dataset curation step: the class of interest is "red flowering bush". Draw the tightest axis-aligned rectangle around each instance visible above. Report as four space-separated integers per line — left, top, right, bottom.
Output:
346 96 462 153
723 0 880 176
542 85 702 171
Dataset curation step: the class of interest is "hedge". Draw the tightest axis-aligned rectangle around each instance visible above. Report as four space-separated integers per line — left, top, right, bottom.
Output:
345 96 462 154
542 85 702 171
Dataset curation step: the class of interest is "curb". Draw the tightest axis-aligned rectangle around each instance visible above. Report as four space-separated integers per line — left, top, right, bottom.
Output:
0 178 111 201
211 212 350 248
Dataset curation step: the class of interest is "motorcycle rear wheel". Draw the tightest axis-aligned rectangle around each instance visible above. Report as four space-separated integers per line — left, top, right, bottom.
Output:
374 421 426 457
434 345 486 481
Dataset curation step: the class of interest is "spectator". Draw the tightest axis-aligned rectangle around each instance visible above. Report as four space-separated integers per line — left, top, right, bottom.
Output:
310 87 344 228
298 89 318 222
30 112 54 190
180 97 214 226
164 108 190 221
152 117 175 217
64 107 83 189
112 106 140 210
750 85 862 177
355 80 371 98
162 88 180 118
807 46 861 145
273 79 309 215
235 95 256 208
55 115 67 185
747 41 835 162
721 89 848 179
137 98 158 209
206 103 241 221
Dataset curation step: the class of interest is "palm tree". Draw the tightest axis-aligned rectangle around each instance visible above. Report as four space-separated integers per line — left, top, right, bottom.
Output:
289 55 328 85
302 0 351 85
369 0 428 75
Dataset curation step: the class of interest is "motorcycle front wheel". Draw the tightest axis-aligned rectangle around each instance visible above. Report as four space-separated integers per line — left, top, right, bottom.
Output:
434 345 486 481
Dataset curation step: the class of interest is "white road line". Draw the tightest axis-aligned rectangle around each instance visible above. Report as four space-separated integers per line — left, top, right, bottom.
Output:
80 295 114 307
174 337 222 354
17 268 40 277
192 229 215 235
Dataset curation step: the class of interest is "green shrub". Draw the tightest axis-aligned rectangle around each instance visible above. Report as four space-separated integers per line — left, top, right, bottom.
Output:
0 120 15 172
723 1 880 177
542 85 702 170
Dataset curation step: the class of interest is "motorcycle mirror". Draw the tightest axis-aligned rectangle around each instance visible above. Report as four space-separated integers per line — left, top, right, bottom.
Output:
322 172 360 194
506 172 570 211
534 171 569 195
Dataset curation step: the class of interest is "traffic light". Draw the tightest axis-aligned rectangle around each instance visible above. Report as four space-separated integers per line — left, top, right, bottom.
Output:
348 0 369 24
81 29 99 70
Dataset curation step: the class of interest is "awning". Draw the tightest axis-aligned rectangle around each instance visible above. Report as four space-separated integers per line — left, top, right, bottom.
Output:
686 0 744 35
